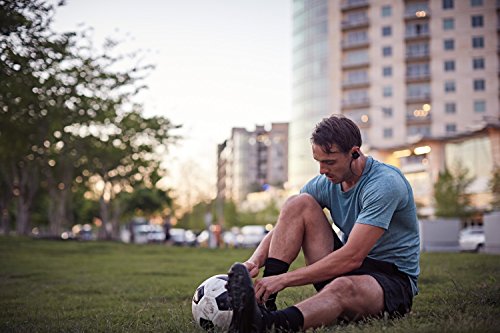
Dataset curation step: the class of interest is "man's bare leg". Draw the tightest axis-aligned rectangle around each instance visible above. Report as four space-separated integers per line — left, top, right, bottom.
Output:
268 193 335 265
296 275 384 329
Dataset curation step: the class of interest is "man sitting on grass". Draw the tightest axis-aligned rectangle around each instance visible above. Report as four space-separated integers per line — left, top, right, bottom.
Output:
225 115 420 332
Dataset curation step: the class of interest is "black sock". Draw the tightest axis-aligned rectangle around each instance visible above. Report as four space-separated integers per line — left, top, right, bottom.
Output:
262 306 304 332
263 258 290 308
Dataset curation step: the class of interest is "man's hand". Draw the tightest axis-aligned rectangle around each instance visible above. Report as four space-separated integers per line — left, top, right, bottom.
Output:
254 275 286 304
242 260 260 278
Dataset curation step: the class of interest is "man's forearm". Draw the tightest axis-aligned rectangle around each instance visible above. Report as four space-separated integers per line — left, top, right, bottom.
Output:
247 229 274 268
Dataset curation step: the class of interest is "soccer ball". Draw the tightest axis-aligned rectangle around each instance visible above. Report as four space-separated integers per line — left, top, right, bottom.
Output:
192 274 233 331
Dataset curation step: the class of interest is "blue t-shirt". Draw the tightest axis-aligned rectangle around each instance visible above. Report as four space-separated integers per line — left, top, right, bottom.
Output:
300 156 420 295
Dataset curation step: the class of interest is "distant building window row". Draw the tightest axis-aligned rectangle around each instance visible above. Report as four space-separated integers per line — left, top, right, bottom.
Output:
442 37 485 50
443 79 486 93
442 0 483 9
440 58 484 71
445 101 486 114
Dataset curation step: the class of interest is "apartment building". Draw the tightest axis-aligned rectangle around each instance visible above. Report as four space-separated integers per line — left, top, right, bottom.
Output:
217 123 289 205
289 0 500 210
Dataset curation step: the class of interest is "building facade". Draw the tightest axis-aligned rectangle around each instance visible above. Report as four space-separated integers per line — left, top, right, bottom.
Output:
217 123 289 205
289 0 500 212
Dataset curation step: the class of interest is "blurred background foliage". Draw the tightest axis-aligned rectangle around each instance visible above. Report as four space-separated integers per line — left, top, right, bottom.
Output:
0 0 180 239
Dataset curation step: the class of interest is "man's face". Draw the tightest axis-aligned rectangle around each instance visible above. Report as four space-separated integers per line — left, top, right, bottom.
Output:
312 144 351 184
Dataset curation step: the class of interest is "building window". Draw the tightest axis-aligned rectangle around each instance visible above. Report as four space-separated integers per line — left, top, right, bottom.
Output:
406 42 429 57
474 100 486 113
444 80 456 92
382 107 393 117
345 49 369 66
443 18 454 30
472 36 484 48
382 46 392 57
382 26 392 37
383 128 393 138
471 0 483 6
406 22 429 37
473 57 485 70
445 102 456 114
408 125 431 137
408 83 431 99
446 123 457 133
443 0 454 9
383 86 393 97
381 5 392 17
345 69 368 85
444 39 455 50
407 63 430 79
382 66 392 77
473 79 485 91
471 15 484 27
444 60 455 72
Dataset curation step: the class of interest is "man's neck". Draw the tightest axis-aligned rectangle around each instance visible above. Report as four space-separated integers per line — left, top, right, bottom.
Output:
341 156 367 191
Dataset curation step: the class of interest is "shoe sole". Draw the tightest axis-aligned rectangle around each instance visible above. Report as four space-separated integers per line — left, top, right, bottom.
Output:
227 263 253 311
227 263 257 333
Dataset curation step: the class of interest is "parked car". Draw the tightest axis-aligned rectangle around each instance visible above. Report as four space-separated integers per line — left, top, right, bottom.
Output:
147 224 166 243
459 226 485 252
222 228 241 248
239 225 268 248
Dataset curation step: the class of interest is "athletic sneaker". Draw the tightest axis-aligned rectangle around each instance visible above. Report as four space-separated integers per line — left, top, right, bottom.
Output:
226 262 265 333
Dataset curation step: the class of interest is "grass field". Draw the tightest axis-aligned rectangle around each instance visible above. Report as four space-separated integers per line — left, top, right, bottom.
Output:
0 236 499 333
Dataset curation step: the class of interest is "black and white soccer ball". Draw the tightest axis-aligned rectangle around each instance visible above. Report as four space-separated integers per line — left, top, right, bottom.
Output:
192 274 233 331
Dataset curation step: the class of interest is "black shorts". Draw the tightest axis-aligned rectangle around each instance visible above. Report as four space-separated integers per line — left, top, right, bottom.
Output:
313 256 414 318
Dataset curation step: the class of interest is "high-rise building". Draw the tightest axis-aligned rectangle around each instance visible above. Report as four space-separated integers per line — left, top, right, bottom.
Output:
217 123 289 205
289 0 500 191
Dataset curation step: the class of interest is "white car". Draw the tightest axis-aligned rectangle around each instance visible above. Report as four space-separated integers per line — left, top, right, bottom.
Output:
239 225 268 248
459 226 485 252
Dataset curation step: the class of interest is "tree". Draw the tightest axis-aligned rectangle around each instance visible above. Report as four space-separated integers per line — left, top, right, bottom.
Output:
0 0 66 234
433 163 475 219
0 1 180 237
489 167 500 210
119 185 173 220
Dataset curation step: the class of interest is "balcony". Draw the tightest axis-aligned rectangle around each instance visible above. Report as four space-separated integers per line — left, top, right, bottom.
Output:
405 31 430 41
405 51 430 61
342 78 369 89
406 93 431 104
406 72 431 83
404 9 431 20
341 38 370 50
341 17 369 30
341 97 370 109
406 113 432 125
341 0 369 11
341 59 369 69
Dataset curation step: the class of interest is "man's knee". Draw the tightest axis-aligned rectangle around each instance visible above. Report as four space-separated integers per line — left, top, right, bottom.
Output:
321 277 356 303
320 276 384 320
282 193 322 216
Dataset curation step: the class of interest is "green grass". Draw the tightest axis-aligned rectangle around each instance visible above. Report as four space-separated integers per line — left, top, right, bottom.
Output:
0 237 499 333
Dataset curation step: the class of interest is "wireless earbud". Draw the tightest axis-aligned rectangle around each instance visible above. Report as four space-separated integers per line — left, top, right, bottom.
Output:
352 151 360 159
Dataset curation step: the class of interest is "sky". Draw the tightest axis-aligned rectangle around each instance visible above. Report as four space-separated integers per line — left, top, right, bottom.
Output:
51 0 292 207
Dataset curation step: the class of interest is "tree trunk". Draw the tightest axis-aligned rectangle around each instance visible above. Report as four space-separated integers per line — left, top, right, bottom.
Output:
16 196 31 235
46 160 73 236
1 207 11 235
99 196 112 240
14 162 38 236
110 199 125 240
